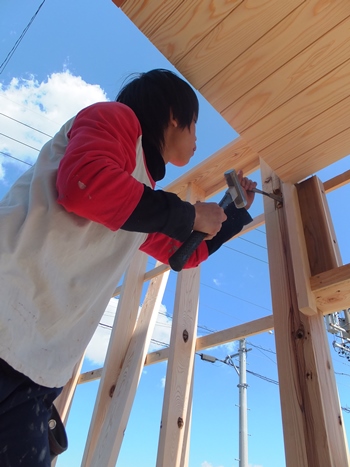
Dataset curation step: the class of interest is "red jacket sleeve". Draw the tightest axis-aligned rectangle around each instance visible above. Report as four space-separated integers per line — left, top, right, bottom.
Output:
56 102 146 230
139 232 209 269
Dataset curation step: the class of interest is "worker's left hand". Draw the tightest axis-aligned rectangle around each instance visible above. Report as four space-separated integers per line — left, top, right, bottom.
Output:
237 170 257 210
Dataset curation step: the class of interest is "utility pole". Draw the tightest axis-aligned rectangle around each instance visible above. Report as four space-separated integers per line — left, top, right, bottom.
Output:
201 338 250 467
238 339 248 467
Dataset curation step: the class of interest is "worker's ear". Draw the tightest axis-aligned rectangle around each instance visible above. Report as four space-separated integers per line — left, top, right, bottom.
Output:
169 111 178 128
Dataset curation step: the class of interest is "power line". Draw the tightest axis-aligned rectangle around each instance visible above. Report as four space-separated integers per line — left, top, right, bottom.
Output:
0 0 47 74
0 150 33 167
223 244 268 264
0 112 53 138
0 132 40 151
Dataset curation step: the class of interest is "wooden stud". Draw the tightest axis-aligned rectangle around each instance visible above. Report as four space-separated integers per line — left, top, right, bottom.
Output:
88 263 170 466
156 182 204 467
81 250 148 466
297 175 341 275
260 158 349 467
283 183 317 316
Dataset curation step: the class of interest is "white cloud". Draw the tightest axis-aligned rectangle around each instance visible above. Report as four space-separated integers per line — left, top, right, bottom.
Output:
0 70 107 180
160 376 166 388
85 297 119 365
85 300 172 366
201 462 224 467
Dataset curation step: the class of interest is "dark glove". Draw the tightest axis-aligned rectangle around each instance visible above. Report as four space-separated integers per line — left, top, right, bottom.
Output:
205 203 252 256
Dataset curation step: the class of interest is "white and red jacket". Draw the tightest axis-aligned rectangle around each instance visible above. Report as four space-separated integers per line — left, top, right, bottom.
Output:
0 102 208 387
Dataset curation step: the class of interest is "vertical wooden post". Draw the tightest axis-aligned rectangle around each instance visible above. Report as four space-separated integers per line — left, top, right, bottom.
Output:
82 250 148 466
260 159 349 467
87 262 170 466
156 182 204 467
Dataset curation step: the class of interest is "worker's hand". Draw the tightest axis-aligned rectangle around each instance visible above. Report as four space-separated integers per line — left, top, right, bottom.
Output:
193 202 227 240
237 170 257 210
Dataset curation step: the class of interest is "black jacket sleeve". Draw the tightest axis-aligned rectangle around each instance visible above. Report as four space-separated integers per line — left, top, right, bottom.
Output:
121 185 195 242
205 202 253 256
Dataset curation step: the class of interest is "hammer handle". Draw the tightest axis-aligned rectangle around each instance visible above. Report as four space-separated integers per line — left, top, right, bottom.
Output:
168 230 207 272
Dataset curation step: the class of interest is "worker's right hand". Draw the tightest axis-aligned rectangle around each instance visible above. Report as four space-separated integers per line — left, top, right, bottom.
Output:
193 202 227 240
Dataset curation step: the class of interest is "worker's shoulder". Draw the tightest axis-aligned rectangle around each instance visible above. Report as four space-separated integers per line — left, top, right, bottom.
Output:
76 101 140 133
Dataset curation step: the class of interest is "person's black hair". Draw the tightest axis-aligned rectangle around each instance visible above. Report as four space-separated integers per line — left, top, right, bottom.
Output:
116 69 199 152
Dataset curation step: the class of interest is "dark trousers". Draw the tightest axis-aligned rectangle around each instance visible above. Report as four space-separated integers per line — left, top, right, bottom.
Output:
0 358 62 467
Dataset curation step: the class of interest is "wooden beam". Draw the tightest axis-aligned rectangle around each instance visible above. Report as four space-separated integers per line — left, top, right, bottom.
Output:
81 250 148 467
323 169 350 193
297 176 341 275
260 158 349 467
78 315 274 385
311 263 350 314
88 264 170 467
283 183 317 316
165 137 259 200
156 183 204 467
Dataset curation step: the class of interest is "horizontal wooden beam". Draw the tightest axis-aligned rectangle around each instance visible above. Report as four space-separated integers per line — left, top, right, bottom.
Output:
165 137 259 200
78 315 273 385
311 263 350 314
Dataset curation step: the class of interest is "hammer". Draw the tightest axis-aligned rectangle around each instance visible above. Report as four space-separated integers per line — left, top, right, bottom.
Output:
168 169 247 272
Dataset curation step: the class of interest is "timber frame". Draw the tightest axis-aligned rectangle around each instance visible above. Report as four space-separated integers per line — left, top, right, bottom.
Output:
54 1 350 466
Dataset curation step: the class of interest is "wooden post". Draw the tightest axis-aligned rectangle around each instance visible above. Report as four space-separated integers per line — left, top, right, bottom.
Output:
87 262 170 466
260 158 349 467
156 182 204 467
81 250 148 466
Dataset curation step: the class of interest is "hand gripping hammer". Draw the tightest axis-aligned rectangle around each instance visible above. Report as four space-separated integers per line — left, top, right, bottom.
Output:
168 169 283 272
168 169 247 272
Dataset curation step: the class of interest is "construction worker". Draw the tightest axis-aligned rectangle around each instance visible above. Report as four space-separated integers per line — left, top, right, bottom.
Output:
0 69 256 465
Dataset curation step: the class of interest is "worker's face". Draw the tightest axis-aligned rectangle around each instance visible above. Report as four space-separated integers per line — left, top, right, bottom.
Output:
162 118 197 167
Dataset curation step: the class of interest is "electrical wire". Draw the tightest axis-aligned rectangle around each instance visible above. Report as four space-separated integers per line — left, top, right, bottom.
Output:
0 112 53 138
0 150 33 166
0 133 40 152
0 0 47 74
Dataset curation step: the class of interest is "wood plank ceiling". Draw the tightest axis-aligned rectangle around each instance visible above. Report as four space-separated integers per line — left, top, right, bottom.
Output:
113 0 350 187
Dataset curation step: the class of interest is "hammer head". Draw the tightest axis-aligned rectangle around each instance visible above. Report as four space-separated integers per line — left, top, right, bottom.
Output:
223 169 247 209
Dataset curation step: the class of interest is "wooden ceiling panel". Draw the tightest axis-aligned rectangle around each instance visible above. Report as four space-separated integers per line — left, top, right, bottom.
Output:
258 96 350 181
240 58 350 154
200 1 349 114
276 126 350 183
222 17 350 134
116 0 350 185
118 0 183 37
134 0 244 65
176 0 302 89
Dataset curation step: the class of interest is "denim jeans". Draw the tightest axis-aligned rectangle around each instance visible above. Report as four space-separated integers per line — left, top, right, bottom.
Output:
0 358 62 467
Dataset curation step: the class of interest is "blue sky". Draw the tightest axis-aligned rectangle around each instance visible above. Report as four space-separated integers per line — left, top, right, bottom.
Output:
1 1 350 466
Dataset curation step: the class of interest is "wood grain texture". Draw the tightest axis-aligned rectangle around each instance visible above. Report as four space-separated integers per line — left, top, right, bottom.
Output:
297 176 341 275
223 16 350 133
241 58 350 153
258 96 350 182
200 1 349 108
311 263 350 314
177 0 303 89
165 136 259 200
89 265 170 467
132 0 244 64
283 183 317 316
81 250 148 467
156 184 204 467
260 158 349 467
